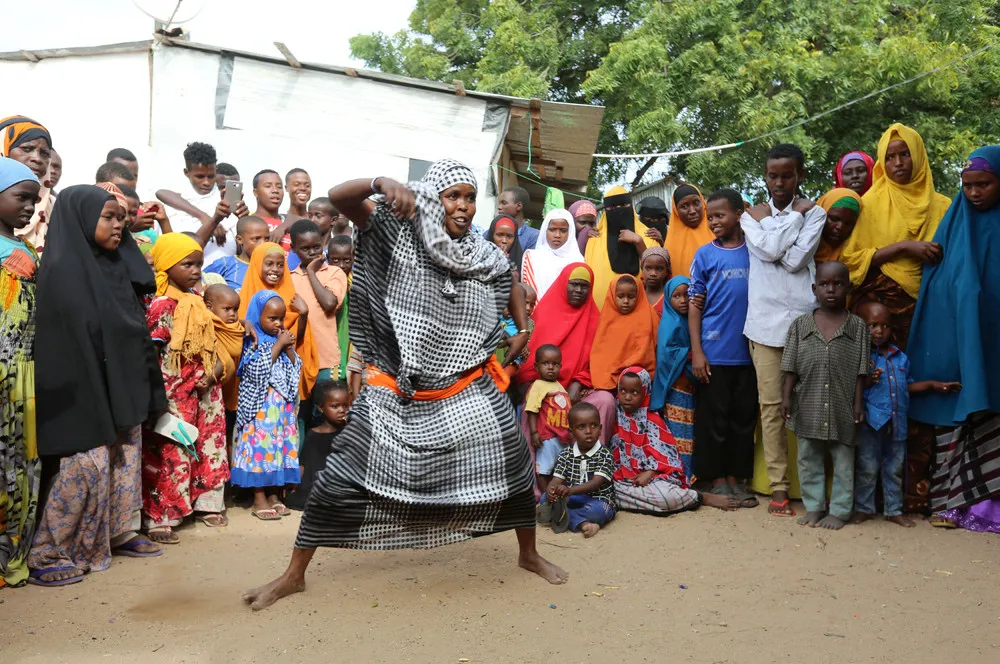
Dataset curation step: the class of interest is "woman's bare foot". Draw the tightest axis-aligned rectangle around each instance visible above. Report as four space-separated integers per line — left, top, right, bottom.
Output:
888 514 915 528
816 515 846 530
701 492 739 510
242 572 305 611
851 512 874 524
798 511 824 527
581 522 600 538
518 551 569 584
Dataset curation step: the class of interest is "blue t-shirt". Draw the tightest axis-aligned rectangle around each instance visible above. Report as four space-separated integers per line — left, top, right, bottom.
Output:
689 240 751 366
204 255 249 291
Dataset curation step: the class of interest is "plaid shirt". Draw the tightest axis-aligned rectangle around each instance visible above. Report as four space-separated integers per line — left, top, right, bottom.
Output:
781 311 870 443
553 443 616 505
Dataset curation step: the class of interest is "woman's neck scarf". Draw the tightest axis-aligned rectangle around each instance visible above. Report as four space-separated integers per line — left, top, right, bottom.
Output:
840 123 952 299
908 145 1000 426
589 274 659 389
0 115 52 156
516 262 600 386
664 184 715 278
612 366 688 487
814 187 863 264
151 233 217 374
650 275 692 411
485 214 524 274
637 196 669 239
584 185 655 310
35 185 166 456
834 150 875 195
522 208 585 300
239 241 319 399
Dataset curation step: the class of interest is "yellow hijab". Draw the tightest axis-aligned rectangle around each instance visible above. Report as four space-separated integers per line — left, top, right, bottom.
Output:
584 185 656 310
840 123 951 299
664 184 715 278
150 233 217 374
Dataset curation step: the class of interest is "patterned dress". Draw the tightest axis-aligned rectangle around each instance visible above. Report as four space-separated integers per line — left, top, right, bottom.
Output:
142 296 229 528
0 239 39 587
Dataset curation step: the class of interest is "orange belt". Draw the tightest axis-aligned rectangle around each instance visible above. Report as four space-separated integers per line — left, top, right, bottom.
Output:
367 355 510 401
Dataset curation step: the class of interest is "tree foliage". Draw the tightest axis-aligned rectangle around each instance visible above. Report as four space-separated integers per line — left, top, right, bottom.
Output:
353 0 1000 197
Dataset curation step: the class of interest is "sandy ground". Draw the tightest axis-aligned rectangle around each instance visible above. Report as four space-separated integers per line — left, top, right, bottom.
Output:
3 504 998 664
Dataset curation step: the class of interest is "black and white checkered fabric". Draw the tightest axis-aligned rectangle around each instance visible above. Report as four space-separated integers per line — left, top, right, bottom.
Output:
295 160 536 550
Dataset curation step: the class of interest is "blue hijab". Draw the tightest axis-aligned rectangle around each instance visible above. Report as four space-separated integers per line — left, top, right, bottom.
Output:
650 275 692 411
237 289 282 375
908 146 1000 426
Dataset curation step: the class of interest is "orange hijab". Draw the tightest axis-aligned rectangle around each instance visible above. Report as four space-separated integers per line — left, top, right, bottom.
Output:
589 274 658 389
239 242 318 399
665 184 715 278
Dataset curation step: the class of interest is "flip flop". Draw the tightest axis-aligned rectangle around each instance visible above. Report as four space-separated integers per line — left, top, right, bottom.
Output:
731 484 759 508
550 498 570 534
197 513 229 527
146 527 181 545
113 537 164 558
271 503 291 517
768 499 797 517
930 515 958 529
252 508 281 521
28 566 85 587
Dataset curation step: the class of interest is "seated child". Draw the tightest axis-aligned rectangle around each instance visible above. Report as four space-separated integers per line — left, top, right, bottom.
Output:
649 275 697 481
204 283 245 429
854 302 961 527
525 345 572 506
611 367 734 513
545 402 617 537
144 233 230 543
781 261 871 531
231 290 303 520
286 380 350 511
204 216 270 291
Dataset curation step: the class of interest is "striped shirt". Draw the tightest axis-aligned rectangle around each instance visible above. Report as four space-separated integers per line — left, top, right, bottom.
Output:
553 442 616 505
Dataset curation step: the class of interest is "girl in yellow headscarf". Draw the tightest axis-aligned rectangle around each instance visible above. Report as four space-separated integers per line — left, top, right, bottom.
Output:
840 123 951 348
584 186 657 309
144 232 230 541
664 184 716 278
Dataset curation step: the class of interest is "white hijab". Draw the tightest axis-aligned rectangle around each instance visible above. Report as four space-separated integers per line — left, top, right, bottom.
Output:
521 208 585 300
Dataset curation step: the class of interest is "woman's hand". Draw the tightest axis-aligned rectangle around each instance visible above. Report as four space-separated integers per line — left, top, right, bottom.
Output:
644 227 664 244
291 293 309 316
567 381 583 404
241 320 258 346
902 240 943 265
586 227 600 239
631 470 655 487
619 229 643 246
502 331 530 367
692 350 711 384
375 177 416 220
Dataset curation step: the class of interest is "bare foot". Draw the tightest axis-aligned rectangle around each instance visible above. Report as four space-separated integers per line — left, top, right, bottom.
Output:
816 515 846 530
242 573 306 611
581 522 600 538
851 512 874 524
701 491 739 511
518 551 569 585
888 514 915 528
798 511 824 527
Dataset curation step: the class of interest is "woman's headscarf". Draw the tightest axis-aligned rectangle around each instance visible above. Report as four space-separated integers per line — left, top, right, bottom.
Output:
521 207 585 300
151 233 217 374
239 241 318 399
908 145 1000 426
584 186 655 309
589 274 658 389
814 187 863 264
840 123 952 299
570 199 599 253
0 156 39 192
637 196 669 239
665 184 715 278
35 185 166 456
485 214 524 274
650 275 692 411
0 115 52 156
516 262 600 386
833 150 876 195
611 366 688 487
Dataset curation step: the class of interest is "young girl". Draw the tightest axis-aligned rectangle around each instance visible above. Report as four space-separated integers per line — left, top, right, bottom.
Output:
286 380 350 511
143 233 230 543
0 157 41 587
589 274 658 390
521 208 585 300
650 276 697 480
232 290 303 520
640 247 672 316
486 214 523 279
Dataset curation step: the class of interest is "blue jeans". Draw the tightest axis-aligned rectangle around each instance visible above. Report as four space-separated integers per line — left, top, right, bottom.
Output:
797 436 855 520
566 495 616 531
854 423 905 517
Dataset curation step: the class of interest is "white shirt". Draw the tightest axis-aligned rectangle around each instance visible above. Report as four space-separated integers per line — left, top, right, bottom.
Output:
163 186 236 264
740 198 826 347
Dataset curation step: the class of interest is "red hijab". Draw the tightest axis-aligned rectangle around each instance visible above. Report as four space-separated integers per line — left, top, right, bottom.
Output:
517 262 599 387
833 151 876 195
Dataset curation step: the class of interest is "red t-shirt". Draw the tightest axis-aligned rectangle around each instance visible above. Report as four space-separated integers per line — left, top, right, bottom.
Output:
525 380 572 444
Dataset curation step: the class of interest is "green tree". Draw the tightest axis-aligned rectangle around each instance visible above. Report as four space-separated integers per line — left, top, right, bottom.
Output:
584 0 1000 197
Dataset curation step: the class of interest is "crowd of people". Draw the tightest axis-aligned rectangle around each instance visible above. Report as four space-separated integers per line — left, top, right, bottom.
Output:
0 113 997 602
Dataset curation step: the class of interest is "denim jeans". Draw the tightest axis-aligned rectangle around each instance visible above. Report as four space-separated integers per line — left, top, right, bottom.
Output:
797 436 855 520
854 423 906 517
565 494 616 531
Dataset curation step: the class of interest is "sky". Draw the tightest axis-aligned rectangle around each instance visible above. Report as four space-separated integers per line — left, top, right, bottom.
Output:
2 0 414 67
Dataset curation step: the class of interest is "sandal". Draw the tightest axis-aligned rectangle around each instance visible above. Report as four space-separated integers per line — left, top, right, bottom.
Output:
197 513 229 527
271 503 291 517
768 499 797 517
930 515 958 529
28 565 85 587
550 498 570 534
731 484 759 509
251 508 281 521
147 527 181 545
113 536 164 558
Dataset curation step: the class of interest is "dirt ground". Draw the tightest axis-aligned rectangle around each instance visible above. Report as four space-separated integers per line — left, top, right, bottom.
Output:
3 504 998 664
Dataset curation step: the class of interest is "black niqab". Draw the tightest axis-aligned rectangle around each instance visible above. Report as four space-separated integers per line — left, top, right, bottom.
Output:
603 192 640 275
638 196 669 239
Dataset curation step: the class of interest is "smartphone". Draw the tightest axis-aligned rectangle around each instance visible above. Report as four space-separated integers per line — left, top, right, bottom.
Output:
223 180 243 206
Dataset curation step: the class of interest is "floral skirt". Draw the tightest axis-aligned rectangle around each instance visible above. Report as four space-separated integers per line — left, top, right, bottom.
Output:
231 386 301 488
0 357 39 587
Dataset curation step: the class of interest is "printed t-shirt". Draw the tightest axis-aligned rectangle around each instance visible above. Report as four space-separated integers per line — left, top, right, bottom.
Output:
524 379 572 444
688 240 751 365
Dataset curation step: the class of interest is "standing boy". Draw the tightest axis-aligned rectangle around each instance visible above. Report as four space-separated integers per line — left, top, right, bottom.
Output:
781 261 870 531
741 143 827 517
854 302 961 528
204 216 271 291
327 235 356 383
689 189 758 507
155 142 221 236
496 185 538 250
252 169 290 252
